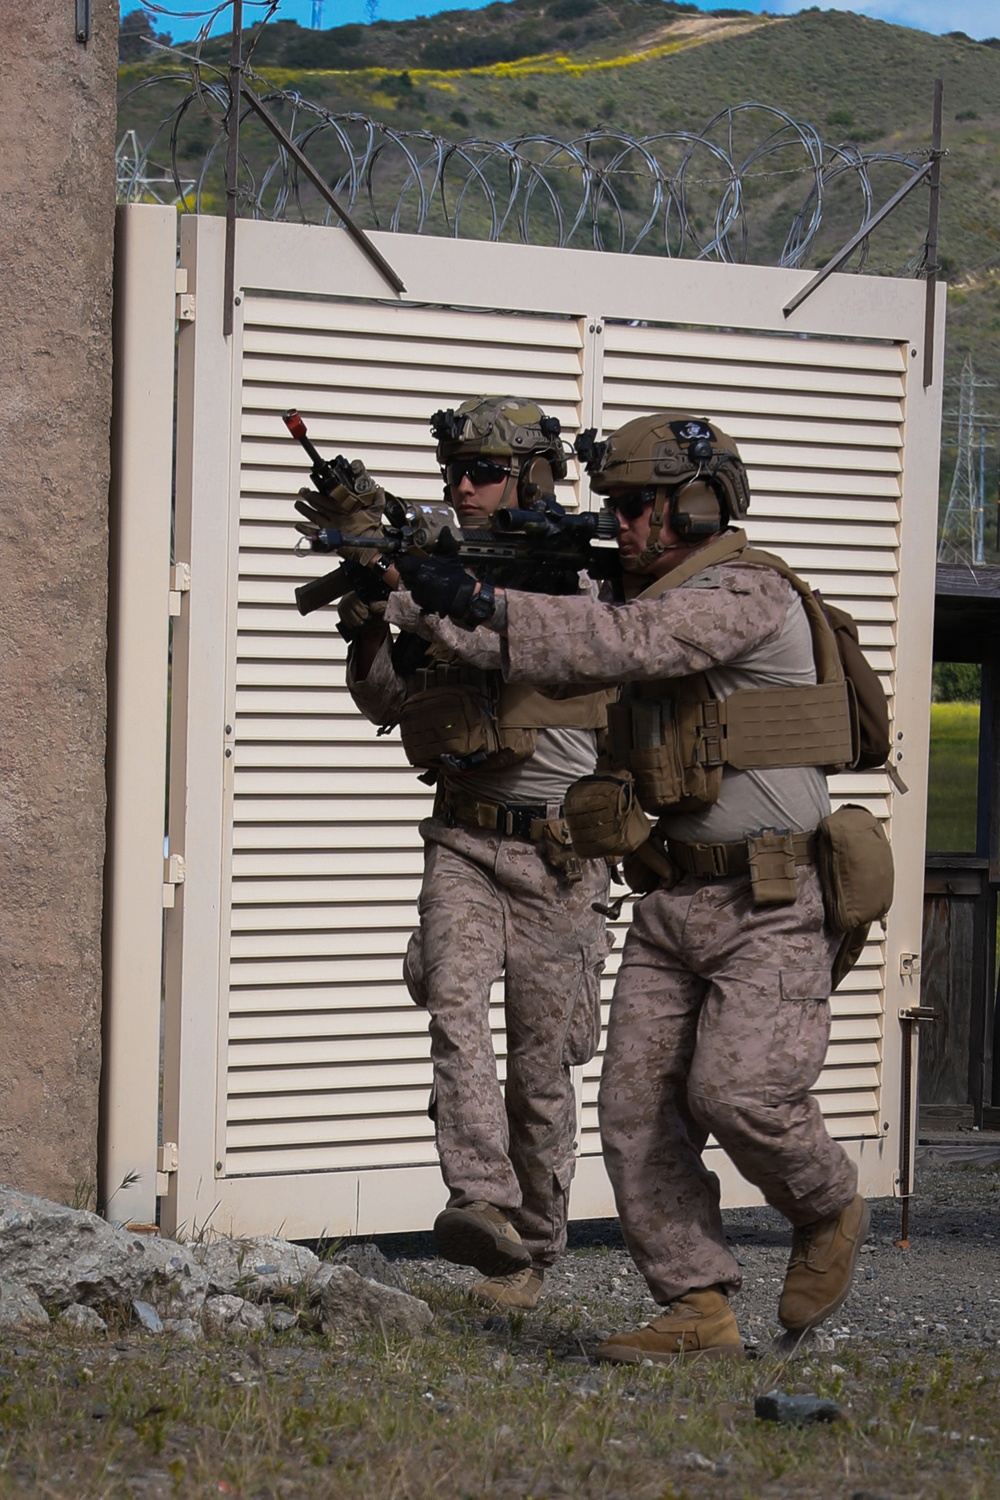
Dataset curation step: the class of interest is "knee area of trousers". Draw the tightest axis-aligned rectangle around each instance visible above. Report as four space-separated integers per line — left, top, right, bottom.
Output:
687 1087 780 1143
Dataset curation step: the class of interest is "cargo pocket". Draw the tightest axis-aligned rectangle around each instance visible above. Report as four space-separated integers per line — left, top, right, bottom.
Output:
762 967 832 1102
402 930 429 1009
564 936 610 1066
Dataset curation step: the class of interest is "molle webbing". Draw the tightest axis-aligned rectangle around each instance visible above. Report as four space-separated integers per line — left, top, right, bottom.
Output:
498 681 614 731
407 663 611 732
635 529 857 776
698 681 855 771
405 663 610 732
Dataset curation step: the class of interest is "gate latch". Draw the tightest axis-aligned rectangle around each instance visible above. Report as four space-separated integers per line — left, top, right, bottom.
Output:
175 268 195 323
169 563 191 618
162 853 186 909
156 1142 178 1198
899 952 921 980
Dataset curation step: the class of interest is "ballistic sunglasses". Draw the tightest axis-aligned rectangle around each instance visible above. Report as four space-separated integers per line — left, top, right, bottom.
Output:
609 488 657 521
444 459 513 488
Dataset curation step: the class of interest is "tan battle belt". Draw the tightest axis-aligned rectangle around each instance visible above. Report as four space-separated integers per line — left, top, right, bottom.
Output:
667 830 818 879
436 790 563 841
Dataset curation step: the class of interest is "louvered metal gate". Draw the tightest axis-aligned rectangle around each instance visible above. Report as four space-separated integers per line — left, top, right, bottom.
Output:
104 205 942 1238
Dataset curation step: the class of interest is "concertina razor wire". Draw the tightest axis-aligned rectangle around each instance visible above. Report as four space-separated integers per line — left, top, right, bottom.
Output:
117 75 932 271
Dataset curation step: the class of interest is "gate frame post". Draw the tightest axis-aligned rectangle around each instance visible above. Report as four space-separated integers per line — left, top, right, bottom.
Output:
102 203 178 1226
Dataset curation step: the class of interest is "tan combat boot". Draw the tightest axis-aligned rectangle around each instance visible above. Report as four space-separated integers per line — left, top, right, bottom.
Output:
595 1289 745 1364
778 1193 871 1333
433 1201 532 1278
472 1266 545 1311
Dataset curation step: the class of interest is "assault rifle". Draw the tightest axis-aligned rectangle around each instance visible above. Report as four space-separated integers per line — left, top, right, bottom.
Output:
284 412 621 622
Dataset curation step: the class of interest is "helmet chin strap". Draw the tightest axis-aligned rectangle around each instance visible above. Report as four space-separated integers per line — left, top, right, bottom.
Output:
500 465 520 511
633 485 702 571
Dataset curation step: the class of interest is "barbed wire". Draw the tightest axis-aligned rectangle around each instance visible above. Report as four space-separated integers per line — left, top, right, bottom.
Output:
117 71 931 269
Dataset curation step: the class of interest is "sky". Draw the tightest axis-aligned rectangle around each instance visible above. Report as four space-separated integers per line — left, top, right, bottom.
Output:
148 0 997 46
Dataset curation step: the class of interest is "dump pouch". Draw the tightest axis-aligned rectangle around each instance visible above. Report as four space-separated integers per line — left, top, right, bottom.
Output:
830 924 871 993
621 829 680 896
564 772 653 860
816 804 894 932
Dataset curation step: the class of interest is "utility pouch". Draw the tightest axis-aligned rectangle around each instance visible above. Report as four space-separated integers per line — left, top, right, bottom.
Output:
746 829 799 906
540 819 584 884
564 773 653 860
398 685 495 768
398 686 534 771
606 698 685 811
816 804 895 932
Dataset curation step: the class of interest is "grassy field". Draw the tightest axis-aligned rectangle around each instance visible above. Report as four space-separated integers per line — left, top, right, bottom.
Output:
1 1280 999 1498
927 701 981 854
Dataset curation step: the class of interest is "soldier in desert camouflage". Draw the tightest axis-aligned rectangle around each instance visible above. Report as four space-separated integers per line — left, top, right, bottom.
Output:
395 411 874 1360
340 397 612 1312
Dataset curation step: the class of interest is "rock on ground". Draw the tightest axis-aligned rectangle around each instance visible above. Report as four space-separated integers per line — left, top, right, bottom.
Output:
193 1235 321 1298
0 1278 49 1330
60 1303 107 1334
317 1264 433 1338
203 1295 268 1336
0 1189 205 1317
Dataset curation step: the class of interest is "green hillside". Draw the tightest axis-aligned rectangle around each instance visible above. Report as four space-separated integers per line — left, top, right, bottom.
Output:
119 4 1000 542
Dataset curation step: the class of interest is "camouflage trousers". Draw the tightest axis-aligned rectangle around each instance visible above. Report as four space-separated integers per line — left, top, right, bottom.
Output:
598 866 857 1304
405 818 610 1265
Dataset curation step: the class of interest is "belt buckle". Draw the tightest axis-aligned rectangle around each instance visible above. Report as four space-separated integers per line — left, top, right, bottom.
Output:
502 809 515 836
709 843 729 878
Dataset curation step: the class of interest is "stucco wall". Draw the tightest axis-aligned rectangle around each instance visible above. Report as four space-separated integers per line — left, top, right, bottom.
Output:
0 4 118 1199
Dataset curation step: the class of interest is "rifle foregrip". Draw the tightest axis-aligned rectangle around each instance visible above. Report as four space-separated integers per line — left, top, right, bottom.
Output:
295 569 350 616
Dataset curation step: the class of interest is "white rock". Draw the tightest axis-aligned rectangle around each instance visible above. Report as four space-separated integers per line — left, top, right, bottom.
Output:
269 1307 299 1332
317 1264 432 1338
60 1303 107 1334
192 1236 321 1297
163 1317 203 1343
0 1278 49 1330
202 1294 267 1336
0 1187 206 1317
132 1299 164 1334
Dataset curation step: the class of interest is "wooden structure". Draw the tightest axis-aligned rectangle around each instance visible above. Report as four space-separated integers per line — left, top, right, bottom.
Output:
922 565 1000 1129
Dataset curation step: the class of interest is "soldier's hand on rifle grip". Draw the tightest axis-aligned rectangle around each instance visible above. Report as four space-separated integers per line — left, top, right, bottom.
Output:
395 554 478 622
337 591 387 634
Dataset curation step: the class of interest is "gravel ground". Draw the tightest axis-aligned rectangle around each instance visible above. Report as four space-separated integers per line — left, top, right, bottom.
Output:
373 1149 1000 1357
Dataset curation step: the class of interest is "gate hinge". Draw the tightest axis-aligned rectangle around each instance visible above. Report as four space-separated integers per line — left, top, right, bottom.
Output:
169 563 191 617
175 267 195 323
899 952 921 980
162 852 186 909
156 1141 178 1198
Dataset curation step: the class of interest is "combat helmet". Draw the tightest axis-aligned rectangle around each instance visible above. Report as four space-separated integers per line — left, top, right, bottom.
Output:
430 395 568 510
575 412 750 568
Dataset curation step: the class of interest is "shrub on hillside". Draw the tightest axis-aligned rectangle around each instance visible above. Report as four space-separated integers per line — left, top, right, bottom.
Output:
547 0 597 20
421 27 545 68
932 662 982 703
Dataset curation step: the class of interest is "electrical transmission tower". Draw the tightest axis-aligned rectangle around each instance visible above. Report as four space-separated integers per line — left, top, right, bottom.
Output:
311 0 323 27
938 355 987 566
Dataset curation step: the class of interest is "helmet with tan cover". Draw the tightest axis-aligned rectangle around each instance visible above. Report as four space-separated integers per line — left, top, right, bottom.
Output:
430 395 568 510
575 411 750 565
